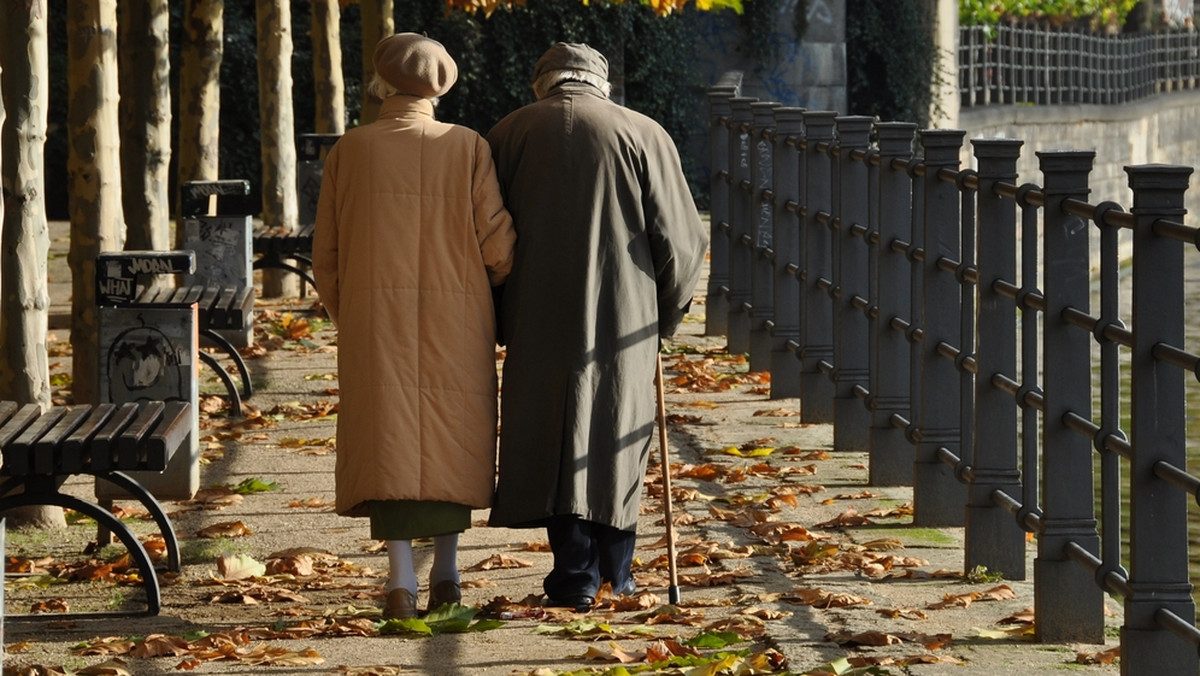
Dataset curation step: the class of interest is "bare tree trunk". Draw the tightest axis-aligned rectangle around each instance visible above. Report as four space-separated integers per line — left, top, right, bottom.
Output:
178 0 222 246
67 0 124 405
359 0 394 125
118 0 171 251
0 1 52 407
257 0 299 297
312 0 345 135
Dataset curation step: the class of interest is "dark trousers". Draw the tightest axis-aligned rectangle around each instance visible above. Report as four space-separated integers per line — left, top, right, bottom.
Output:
543 515 636 599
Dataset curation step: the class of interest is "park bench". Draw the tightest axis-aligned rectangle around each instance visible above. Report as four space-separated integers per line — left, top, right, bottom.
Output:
250 133 340 294
0 398 192 618
97 249 253 416
252 222 315 290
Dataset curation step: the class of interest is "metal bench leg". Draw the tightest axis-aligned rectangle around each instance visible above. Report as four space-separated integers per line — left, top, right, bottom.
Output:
200 329 253 401
253 257 318 293
0 492 162 616
95 472 182 573
197 350 243 416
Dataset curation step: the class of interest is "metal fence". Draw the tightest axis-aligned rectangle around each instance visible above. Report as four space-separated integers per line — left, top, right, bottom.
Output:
959 22 1200 107
709 79 1200 671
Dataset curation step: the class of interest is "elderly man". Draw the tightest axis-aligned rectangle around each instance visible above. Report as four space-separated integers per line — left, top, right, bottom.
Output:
486 42 707 612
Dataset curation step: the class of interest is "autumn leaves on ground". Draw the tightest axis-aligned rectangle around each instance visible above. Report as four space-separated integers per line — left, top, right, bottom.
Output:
3 296 1121 675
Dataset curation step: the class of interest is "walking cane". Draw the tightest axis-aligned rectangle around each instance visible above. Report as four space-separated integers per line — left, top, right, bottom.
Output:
655 353 682 604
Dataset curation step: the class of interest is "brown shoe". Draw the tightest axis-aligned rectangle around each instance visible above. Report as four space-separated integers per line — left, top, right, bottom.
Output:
382 588 417 620
426 579 462 613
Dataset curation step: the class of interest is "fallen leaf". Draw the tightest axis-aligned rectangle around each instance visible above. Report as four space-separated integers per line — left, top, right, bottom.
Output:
195 520 253 538
1076 646 1121 664
217 553 267 580
466 553 533 571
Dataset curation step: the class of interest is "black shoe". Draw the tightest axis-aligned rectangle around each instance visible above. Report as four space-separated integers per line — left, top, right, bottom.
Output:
611 579 637 597
544 594 594 612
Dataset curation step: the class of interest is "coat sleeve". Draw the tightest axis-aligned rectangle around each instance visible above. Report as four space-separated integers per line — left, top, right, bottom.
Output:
312 144 341 325
642 127 707 339
472 135 516 287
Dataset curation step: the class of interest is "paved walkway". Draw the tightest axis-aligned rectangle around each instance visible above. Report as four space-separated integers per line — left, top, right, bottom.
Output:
2 223 1122 674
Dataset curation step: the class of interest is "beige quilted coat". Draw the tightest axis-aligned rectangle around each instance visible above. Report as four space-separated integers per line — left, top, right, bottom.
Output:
313 95 515 517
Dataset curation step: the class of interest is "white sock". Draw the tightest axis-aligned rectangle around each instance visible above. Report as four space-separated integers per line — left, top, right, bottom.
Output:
386 540 418 595
430 533 460 585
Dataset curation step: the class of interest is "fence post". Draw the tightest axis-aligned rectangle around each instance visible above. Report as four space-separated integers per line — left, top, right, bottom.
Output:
831 116 874 452
706 86 737 337
1122 164 1197 671
1036 150 1103 642
911 130 967 526
966 139 1027 580
726 97 757 356
770 107 805 399
749 102 781 372
798 111 837 424
868 122 917 486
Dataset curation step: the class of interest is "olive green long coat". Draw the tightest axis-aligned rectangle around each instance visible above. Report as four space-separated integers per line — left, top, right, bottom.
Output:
313 96 515 517
486 82 707 531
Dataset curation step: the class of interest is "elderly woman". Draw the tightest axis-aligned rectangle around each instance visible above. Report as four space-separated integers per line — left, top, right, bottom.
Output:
313 33 515 620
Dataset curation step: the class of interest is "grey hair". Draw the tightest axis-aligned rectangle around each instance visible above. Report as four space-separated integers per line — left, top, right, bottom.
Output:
532 69 612 100
366 72 439 105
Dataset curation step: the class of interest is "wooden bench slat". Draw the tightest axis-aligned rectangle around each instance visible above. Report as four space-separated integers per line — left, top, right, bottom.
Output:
142 401 192 470
0 405 46 460
168 286 191 304
226 286 253 328
0 400 21 425
212 286 236 328
89 402 141 472
197 286 220 325
116 401 166 469
33 406 94 475
61 403 118 472
6 408 68 476
182 286 204 305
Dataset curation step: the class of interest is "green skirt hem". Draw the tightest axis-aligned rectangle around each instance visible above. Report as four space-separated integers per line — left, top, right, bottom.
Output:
369 499 471 540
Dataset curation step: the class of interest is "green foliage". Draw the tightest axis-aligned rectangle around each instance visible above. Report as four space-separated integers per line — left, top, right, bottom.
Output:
225 477 280 494
377 603 504 635
845 0 935 126
959 0 1140 29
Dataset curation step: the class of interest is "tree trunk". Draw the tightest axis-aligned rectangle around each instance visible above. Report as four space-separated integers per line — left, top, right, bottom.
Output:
257 0 299 298
312 0 345 135
118 0 171 252
359 0 394 125
178 0 222 246
67 0 124 405
0 0 52 407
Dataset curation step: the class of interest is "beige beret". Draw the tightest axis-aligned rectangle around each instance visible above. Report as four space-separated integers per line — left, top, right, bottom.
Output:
373 33 458 98
532 42 609 84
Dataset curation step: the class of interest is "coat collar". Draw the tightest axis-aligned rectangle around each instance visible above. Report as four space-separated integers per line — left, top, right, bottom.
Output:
378 95 436 120
547 81 607 100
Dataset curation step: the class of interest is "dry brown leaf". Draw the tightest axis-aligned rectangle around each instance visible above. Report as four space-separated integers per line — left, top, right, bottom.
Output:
466 553 533 571
75 659 134 676
1076 646 1121 665
266 554 314 576
29 598 69 614
999 607 1036 625
195 520 253 538
579 642 644 663
876 607 929 621
128 634 191 658
814 509 873 529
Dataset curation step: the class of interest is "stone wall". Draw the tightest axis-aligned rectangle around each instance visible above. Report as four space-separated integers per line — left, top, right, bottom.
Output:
958 90 1200 224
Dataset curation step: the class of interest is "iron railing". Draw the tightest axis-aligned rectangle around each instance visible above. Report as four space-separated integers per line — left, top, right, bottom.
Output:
959 22 1200 107
709 79 1200 673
